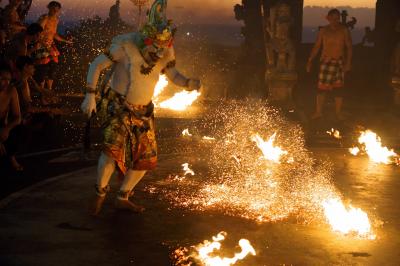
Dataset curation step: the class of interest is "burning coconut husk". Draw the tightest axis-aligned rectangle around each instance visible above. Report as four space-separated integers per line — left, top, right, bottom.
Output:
172 231 256 266
349 130 399 165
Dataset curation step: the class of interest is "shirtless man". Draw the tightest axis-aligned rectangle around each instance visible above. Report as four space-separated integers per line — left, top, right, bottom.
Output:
4 23 43 74
33 1 72 91
1 0 26 41
0 63 22 170
307 9 352 120
81 0 201 215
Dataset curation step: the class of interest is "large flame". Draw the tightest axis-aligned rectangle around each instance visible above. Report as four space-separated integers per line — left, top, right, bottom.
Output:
196 232 256 266
251 133 288 163
322 198 375 239
350 130 398 164
159 90 201 111
153 74 169 102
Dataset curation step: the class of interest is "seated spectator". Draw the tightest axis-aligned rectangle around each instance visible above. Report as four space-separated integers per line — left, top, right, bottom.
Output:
0 62 23 171
14 56 54 115
4 23 43 61
1 0 26 42
4 23 43 76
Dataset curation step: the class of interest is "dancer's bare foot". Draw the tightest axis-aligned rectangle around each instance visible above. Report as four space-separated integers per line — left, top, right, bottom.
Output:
10 156 23 171
90 195 106 216
115 198 145 213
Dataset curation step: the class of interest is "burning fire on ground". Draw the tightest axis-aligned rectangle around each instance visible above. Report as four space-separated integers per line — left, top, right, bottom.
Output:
251 133 288 163
146 101 377 238
182 129 193 137
322 198 375 239
326 128 342 139
349 130 399 165
172 232 256 266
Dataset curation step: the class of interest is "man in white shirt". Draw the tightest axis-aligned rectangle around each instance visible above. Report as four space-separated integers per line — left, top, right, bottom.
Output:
81 0 201 215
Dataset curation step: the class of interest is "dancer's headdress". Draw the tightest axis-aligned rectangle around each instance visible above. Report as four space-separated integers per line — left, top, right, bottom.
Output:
140 0 175 48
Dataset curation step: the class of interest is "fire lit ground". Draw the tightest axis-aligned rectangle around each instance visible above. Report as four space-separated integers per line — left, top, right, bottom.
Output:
0 98 400 265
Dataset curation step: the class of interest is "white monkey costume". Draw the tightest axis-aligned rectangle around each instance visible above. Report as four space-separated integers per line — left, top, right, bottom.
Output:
81 0 201 214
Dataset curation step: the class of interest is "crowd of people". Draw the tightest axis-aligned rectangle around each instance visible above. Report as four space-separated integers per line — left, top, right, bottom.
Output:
0 0 70 171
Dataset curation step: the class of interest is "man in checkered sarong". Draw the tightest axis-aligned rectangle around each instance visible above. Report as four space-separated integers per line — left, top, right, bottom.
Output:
306 9 352 120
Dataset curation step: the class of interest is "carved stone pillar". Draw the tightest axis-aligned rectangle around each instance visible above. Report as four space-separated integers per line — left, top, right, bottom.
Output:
375 0 400 101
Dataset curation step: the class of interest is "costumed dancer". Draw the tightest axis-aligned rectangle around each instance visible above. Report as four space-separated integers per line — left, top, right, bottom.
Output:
81 0 201 215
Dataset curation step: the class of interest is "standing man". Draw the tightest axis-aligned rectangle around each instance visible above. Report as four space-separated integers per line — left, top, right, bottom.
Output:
81 0 201 215
307 9 352 120
33 1 72 92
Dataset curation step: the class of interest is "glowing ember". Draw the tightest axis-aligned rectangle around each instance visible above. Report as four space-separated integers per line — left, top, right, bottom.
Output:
182 129 193 137
251 133 288 163
203 136 216 141
148 101 338 223
349 147 360 156
182 163 195 176
351 130 398 164
153 74 169 101
326 128 342 139
159 90 201 111
322 198 375 239
194 232 256 266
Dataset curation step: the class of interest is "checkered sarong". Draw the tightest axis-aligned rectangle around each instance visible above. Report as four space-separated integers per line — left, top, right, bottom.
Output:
318 59 344 90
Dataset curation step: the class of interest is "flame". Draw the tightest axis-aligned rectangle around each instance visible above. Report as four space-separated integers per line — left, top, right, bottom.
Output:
182 129 193 137
251 133 288 163
196 232 256 266
322 198 375 239
153 74 169 101
203 136 216 141
327 128 342 139
352 130 398 164
182 163 195 176
159 90 201 111
349 147 360 156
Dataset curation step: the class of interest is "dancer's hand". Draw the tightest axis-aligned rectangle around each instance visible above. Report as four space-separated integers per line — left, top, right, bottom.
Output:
81 93 97 118
187 79 202 92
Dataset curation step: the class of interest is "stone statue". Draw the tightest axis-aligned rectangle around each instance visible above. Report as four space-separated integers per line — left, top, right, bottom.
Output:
264 1 297 104
109 0 122 25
